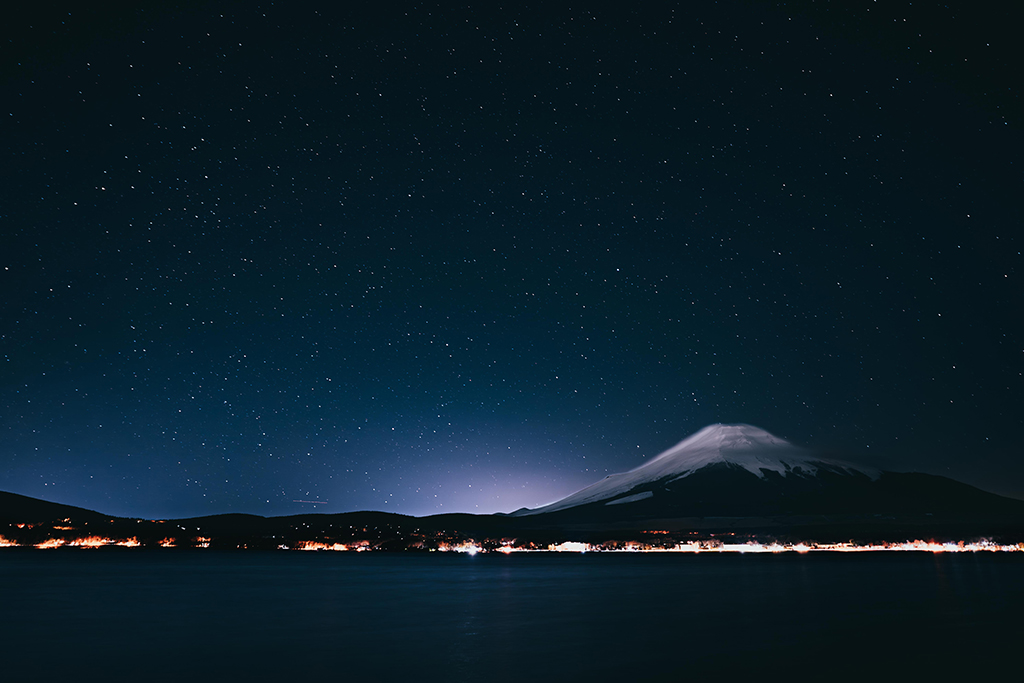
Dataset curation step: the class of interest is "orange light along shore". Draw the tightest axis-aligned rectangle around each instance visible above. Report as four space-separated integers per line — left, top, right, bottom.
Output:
295 539 1024 554
295 541 351 552
24 536 142 549
457 539 1024 554
2 534 1022 553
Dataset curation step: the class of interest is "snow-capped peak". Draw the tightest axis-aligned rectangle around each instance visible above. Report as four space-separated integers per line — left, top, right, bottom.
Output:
517 423 877 515
640 423 823 479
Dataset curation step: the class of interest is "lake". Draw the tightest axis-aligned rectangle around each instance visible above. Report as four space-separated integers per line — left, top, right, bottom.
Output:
2 550 1020 681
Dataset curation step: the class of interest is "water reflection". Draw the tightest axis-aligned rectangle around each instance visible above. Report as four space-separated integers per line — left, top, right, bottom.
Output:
1 552 1021 681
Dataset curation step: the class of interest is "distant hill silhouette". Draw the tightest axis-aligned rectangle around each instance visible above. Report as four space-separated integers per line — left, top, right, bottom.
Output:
0 490 107 524
3 425 1023 545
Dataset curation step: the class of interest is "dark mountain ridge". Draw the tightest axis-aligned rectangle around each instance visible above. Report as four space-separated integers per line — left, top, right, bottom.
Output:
3 425 1023 545
522 464 1024 524
0 490 107 525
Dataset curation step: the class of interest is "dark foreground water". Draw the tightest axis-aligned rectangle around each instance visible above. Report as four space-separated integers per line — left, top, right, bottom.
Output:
2 550 1021 681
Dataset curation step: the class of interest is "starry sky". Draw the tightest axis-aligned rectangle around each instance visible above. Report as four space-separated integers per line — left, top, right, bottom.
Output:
2 1 1021 519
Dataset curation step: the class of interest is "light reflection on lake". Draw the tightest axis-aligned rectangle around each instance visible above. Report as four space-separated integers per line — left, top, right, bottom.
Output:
2 551 1020 681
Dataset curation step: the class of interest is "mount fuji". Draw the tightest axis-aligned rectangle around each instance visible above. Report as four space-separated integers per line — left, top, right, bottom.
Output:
511 424 1024 525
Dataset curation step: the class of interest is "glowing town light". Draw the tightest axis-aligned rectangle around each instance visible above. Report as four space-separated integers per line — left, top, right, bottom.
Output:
6 532 1024 554
549 541 589 552
453 543 482 554
68 536 110 548
296 541 349 551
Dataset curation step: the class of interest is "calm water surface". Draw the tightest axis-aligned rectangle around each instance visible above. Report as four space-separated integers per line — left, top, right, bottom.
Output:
2 551 1020 681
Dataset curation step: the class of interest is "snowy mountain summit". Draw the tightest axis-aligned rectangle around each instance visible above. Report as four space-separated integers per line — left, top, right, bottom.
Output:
637 423 876 481
518 423 878 516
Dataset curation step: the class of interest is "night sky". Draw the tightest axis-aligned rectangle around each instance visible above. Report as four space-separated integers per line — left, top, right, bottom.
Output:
2 1 1021 519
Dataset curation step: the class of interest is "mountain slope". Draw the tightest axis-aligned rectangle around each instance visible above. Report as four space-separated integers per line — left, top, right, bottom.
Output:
517 423 877 516
0 490 107 524
514 423 1024 522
